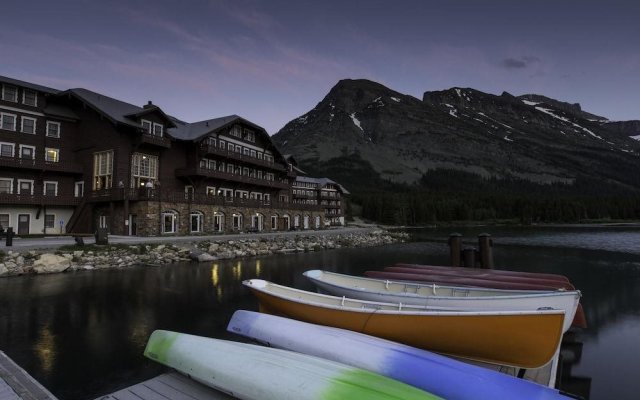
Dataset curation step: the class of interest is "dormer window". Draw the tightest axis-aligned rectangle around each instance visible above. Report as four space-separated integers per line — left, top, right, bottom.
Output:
153 123 163 137
141 119 152 134
23 89 37 107
244 129 255 142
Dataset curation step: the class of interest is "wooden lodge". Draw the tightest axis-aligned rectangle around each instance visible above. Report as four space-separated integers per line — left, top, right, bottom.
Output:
0 75 347 236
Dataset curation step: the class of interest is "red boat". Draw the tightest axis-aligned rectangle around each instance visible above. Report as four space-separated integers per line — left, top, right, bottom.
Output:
364 270 587 328
392 263 570 283
384 266 576 290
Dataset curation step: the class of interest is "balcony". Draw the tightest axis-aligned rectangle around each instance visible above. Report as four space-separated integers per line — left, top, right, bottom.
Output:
0 192 82 206
0 156 83 174
176 167 290 190
87 188 322 212
199 143 286 172
292 192 318 200
137 133 171 149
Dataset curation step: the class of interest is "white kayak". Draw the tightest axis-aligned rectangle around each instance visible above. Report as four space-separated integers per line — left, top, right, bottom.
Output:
144 330 441 400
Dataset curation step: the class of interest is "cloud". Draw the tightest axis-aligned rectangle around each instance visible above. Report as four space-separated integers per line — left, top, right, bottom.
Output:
502 56 541 69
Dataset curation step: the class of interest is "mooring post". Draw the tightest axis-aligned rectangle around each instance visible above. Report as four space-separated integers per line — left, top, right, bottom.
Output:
462 247 476 268
478 233 494 269
448 233 462 267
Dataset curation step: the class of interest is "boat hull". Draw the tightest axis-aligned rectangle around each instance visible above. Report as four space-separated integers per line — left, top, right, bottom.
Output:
393 263 571 282
304 270 580 332
228 310 572 400
244 279 565 368
144 330 440 400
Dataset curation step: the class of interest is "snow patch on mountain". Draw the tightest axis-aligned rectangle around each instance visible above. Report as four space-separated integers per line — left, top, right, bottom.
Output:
522 100 540 106
350 113 363 131
390 97 401 102
535 107 603 140
630 135 640 141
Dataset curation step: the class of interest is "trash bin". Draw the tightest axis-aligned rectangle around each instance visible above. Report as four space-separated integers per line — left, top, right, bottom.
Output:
95 228 109 245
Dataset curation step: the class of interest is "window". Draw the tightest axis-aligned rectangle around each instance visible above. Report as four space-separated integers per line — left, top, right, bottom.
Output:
227 142 234 151
43 181 58 196
131 153 158 188
0 178 12 194
21 117 36 134
232 213 243 230
153 123 163 137
230 125 242 138
93 150 114 190
264 194 270 203
141 119 152 133
206 186 216 196
244 129 255 142
235 145 241 153
250 149 257 158
243 167 249 176
19 145 35 159
264 154 273 163
23 90 37 107
46 121 60 138
257 152 263 160
190 212 203 233
162 211 178 234
0 142 14 157
44 214 55 229
1 85 17 102
213 212 224 232
226 164 234 174
219 140 225 149
243 148 250 156
220 188 233 198
271 215 277 230
45 148 59 162
75 181 84 197
1 113 16 131
257 170 263 179
17 179 33 195
0 214 9 229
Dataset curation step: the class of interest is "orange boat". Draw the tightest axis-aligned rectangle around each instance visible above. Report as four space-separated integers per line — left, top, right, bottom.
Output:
243 279 565 369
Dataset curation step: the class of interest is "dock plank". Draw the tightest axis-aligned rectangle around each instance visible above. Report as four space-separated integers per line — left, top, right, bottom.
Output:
96 373 234 400
0 352 57 400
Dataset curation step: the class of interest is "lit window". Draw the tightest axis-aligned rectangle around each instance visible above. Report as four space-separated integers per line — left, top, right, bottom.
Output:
131 153 158 188
45 148 59 162
46 121 61 138
93 150 113 190
23 90 37 107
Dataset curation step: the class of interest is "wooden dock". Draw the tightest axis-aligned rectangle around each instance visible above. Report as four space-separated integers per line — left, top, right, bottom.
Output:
95 372 235 400
0 351 57 400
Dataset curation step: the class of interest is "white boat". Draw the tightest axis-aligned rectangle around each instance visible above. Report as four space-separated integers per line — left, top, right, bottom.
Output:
304 269 581 332
144 330 440 400
227 310 573 400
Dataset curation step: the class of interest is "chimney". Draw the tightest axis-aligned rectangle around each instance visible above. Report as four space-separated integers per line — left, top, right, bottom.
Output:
143 101 153 109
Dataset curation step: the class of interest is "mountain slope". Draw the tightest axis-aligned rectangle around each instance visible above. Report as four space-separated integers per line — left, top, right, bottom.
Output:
273 79 640 193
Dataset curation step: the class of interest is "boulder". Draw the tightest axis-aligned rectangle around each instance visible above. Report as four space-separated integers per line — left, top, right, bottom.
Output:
197 253 217 262
33 254 71 274
0 264 8 276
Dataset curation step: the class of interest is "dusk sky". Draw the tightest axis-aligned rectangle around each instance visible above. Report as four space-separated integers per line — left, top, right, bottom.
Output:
1 0 638 134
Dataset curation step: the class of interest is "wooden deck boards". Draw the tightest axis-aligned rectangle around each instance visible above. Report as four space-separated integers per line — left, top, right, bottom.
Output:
0 352 57 400
95 372 235 400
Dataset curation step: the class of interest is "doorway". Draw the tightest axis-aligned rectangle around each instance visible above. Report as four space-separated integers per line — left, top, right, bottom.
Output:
128 214 137 236
18 214 30 235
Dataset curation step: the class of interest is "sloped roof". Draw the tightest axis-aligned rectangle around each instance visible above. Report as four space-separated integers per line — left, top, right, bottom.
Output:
43 103 79 120
169 115 242 141
60 88 175 129
295 176 350 194
0 75 59 94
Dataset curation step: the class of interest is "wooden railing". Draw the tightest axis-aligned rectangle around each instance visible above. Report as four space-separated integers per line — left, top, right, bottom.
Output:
0 156 83 174
0 192 82 206
138 133 171 148
176 167 290 189
199 143 286 172
88 188 321 212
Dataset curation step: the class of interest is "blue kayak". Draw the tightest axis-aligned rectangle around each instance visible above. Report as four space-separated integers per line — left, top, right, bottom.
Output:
227 310 576 400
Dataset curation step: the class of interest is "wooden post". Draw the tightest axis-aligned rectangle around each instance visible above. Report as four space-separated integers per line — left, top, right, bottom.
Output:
448 233 462 267
478 233 494 269
462 247 476 268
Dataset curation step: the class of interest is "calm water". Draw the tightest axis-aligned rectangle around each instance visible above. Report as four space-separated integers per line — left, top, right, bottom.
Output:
1 226 640 399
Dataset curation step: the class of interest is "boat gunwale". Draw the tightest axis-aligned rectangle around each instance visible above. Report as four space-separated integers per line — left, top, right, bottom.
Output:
243 279 566 318
304 270 582 301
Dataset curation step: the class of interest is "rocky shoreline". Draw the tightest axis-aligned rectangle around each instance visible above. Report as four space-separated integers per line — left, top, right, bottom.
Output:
0 230 409 277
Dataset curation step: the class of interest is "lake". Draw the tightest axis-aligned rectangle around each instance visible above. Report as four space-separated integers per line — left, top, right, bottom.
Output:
1 225 640 399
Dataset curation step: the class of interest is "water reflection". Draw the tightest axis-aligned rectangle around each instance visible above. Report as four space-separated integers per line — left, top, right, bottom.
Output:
0 228 638 400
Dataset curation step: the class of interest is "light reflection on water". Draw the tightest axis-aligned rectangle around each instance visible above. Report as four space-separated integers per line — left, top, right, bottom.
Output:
0 227 639 400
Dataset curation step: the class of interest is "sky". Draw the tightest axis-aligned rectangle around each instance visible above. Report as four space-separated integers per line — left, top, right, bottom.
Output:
1 0 638 134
